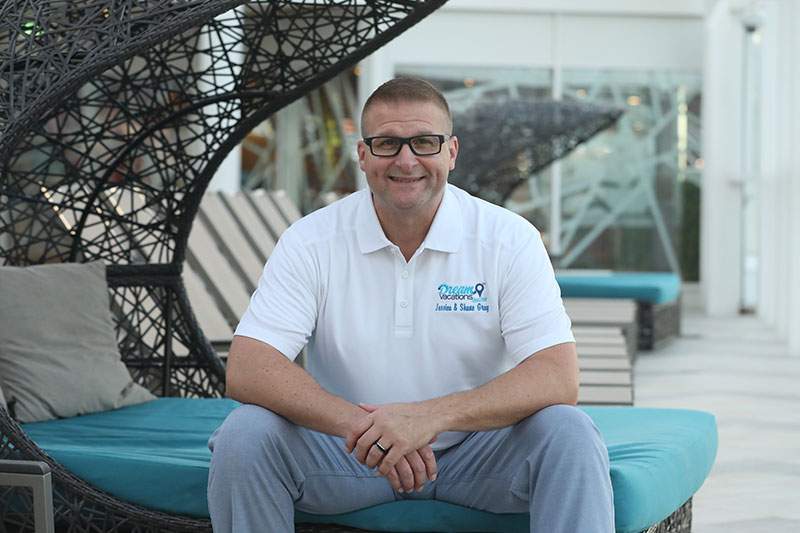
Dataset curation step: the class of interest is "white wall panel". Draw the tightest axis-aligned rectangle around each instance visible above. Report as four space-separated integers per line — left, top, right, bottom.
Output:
382 11 553 67
382 11 703 72
559 16 704 70
443 0 707 17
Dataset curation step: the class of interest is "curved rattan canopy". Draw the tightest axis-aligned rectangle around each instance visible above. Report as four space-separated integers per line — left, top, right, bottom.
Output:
0 0 446 268
1 2 446 531
0 0 448 398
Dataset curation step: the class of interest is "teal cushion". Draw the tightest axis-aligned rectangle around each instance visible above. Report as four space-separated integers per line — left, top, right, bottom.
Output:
299 407 717 533
583 407 717 533
23 398 235 518
556 272 681 304
24 400 716 532
297 500 527 531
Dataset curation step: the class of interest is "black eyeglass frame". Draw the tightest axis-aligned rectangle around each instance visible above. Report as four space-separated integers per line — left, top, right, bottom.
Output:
362 134 451 157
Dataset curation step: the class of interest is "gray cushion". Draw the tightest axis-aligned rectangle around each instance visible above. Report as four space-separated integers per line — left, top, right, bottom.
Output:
0 261 154 423
0 382 6 411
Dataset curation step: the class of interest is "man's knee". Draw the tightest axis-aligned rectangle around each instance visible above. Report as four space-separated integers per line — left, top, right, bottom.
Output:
208 406 302 530
209 404 296 460
518 404 605 454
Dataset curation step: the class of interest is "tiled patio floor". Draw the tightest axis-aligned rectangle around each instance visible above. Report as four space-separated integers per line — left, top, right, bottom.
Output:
634 307 800 533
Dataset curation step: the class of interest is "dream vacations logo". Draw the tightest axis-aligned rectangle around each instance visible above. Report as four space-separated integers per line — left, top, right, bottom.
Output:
437 282 485 300
435 282 489 312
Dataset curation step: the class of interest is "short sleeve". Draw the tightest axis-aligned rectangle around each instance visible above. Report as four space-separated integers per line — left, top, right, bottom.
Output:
234 228 318 360
499 229 574 364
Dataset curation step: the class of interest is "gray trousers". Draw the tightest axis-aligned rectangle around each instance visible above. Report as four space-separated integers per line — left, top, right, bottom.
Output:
207 404 614 533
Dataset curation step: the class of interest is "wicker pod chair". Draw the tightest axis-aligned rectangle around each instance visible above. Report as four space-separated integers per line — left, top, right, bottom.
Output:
0 1 445 531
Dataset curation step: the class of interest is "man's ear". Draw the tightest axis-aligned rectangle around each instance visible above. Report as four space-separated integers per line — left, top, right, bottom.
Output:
357 140 367 172
448 135 459 171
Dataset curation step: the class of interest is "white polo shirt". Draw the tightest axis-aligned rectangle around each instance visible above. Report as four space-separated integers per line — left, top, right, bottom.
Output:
235 184 574 449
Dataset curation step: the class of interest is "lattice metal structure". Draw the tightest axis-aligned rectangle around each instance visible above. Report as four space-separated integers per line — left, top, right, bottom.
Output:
0 1 446 531
400 67 701 274
449 98 623 206
518 70 702 273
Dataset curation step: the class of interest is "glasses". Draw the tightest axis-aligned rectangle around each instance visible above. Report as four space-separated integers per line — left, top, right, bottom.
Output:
363 134 450 157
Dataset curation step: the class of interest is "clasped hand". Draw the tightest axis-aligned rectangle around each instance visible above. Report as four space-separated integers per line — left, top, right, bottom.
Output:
344 402 439 493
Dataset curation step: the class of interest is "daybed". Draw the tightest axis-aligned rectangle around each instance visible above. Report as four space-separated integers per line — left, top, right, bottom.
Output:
14 397 716 532
557 272 682 350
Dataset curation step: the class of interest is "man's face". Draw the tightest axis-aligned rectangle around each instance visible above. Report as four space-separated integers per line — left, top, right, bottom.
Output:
358 100 458 221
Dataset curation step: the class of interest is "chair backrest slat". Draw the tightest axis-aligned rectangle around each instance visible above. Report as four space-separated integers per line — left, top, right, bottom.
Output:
246 191 289 238
198 194 263 292
269 189 302 224
578 385 632 405
221 193 276 264
186 214 252 327
183 266 234 345
184 189 300 349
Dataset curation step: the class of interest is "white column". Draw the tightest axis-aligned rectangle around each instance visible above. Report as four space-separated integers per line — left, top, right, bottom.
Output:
274 100 305 209
739 19 762 312
757 0 778 329
783 0 800 355
752 0 800 355
755 0 800 354
701 0 745 316
549 13 563 259
775 0 795 342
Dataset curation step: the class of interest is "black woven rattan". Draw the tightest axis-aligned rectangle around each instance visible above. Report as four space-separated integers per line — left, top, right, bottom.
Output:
450 98 624 205
637 298 682 351
645 498 692 533
0 1 446 531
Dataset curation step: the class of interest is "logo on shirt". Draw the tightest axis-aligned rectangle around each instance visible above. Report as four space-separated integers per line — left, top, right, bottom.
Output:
435 282 489 313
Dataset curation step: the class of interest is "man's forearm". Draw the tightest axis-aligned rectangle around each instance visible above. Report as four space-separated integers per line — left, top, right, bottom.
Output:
422 342 579 434
349 342 579 476
226 335 440 493
226 335 362 438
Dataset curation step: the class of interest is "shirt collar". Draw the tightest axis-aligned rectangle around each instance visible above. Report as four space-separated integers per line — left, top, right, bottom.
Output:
420 185 463 253
356 185 464 255
356 189 393 254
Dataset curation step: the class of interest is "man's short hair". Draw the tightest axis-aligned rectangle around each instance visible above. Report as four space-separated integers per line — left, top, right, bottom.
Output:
361 77 453 135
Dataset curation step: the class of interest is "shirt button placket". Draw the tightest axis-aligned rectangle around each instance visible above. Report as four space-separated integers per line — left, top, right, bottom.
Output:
395 254 413 336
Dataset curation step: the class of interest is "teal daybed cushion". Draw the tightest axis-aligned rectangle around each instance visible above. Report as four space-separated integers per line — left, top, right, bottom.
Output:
23 399 716 533
556 272 681 305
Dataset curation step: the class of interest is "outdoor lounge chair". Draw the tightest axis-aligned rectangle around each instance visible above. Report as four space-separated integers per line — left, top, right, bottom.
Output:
9 395 716 533
558 272 682 350
564 297 640 356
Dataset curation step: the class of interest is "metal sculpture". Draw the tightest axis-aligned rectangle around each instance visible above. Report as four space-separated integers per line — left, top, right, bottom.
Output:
450 98 624 206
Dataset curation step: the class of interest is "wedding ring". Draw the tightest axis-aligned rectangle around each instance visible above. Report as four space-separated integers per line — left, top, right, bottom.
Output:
374 441 389 454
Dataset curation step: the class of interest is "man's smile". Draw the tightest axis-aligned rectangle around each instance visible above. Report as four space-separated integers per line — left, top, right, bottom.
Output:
388 175 425 183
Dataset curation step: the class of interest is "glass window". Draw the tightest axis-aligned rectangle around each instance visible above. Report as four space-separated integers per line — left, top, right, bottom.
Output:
398 65 702 280
557 69 702 278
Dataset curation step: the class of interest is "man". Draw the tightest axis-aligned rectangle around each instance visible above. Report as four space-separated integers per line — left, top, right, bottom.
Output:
208 77 614 532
